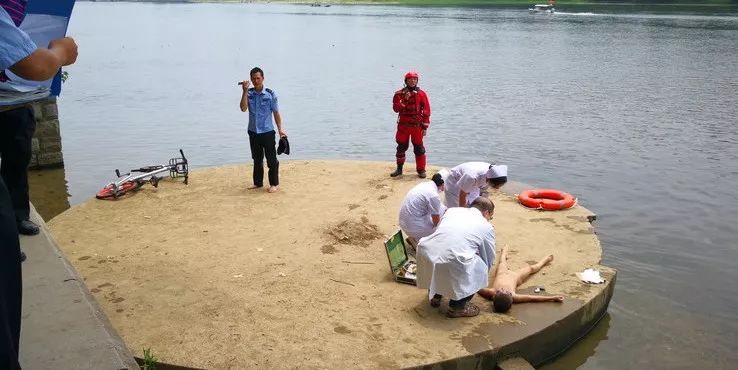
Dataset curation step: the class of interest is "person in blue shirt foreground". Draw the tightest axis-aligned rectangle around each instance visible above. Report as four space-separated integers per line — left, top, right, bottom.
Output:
1 4 77 237
1 6 77 368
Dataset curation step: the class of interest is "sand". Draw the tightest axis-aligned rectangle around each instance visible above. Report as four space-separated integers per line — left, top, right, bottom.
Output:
48 160 611 369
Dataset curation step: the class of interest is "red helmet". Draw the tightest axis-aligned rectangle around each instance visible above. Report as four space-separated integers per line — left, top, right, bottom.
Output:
404 71 419 79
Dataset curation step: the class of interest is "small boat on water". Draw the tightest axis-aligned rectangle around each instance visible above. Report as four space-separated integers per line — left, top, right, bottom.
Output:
529 4 555 14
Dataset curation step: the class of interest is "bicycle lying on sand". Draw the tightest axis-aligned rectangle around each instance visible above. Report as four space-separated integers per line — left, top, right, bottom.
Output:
96 149 189 199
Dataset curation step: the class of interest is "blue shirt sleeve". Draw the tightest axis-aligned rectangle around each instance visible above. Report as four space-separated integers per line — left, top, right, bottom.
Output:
0 8 37 71
271 90 279 113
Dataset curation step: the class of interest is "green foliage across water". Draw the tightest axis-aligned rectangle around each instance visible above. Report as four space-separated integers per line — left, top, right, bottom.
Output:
94 0 738 13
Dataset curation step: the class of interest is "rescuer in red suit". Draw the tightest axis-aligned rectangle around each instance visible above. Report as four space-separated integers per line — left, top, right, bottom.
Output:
390 71 431 178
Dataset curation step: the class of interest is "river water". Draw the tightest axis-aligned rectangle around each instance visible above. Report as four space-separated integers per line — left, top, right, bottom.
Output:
32 2 738 369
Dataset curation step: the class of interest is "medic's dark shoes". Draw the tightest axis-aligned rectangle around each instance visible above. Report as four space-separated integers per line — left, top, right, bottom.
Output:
418 171 426 178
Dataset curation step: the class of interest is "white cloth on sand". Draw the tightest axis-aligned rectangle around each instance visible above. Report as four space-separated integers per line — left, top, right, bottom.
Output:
442 162 491 207
399 181 446 241
577 268 606 284
416 207 496 300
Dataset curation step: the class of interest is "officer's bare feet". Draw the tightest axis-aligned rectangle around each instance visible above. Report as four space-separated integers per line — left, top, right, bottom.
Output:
247 185 262 190
268 186 278 193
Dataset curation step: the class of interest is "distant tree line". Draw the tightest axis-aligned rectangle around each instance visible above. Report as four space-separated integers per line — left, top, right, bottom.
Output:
78 0 738 4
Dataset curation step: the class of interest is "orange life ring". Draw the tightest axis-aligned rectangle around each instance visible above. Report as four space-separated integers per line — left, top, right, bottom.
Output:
518 189 576 211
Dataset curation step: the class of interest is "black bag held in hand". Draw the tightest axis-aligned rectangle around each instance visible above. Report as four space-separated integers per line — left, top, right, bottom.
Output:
277 136 290 155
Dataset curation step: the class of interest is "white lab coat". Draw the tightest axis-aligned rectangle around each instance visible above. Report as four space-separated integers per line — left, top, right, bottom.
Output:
416 207 496 300
399 181 446 241
442 162 491 208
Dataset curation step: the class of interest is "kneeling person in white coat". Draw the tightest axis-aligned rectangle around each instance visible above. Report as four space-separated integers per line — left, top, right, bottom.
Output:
442 163 507 208
416 197 496 318
399 173 446 248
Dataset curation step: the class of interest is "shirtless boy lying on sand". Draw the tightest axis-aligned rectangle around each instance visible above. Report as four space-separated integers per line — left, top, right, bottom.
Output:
478 245 564 313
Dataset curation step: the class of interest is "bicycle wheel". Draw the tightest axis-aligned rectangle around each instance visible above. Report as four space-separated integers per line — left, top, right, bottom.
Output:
96 180 143 199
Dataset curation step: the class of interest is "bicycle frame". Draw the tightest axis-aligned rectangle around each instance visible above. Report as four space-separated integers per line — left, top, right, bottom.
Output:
108 166 169 194
96 149 189 199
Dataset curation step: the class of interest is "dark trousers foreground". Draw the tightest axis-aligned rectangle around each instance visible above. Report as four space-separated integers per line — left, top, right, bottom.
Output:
248 130 279 187
0 107 36 222
0 177 22 370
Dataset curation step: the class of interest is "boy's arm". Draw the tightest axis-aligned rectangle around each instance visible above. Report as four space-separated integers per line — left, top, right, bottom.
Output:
512 294 564 303
478 288 495 300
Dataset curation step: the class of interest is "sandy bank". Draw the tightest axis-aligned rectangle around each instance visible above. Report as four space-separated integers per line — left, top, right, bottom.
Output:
48 160 613 368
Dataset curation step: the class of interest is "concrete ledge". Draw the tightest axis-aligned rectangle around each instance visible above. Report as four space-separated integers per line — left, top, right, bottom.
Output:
408 268 617 370
497 357 535 370
517 272 616 366
19 206 138 370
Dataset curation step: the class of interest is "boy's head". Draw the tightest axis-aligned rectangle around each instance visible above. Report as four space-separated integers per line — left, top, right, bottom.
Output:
492 288 513 313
